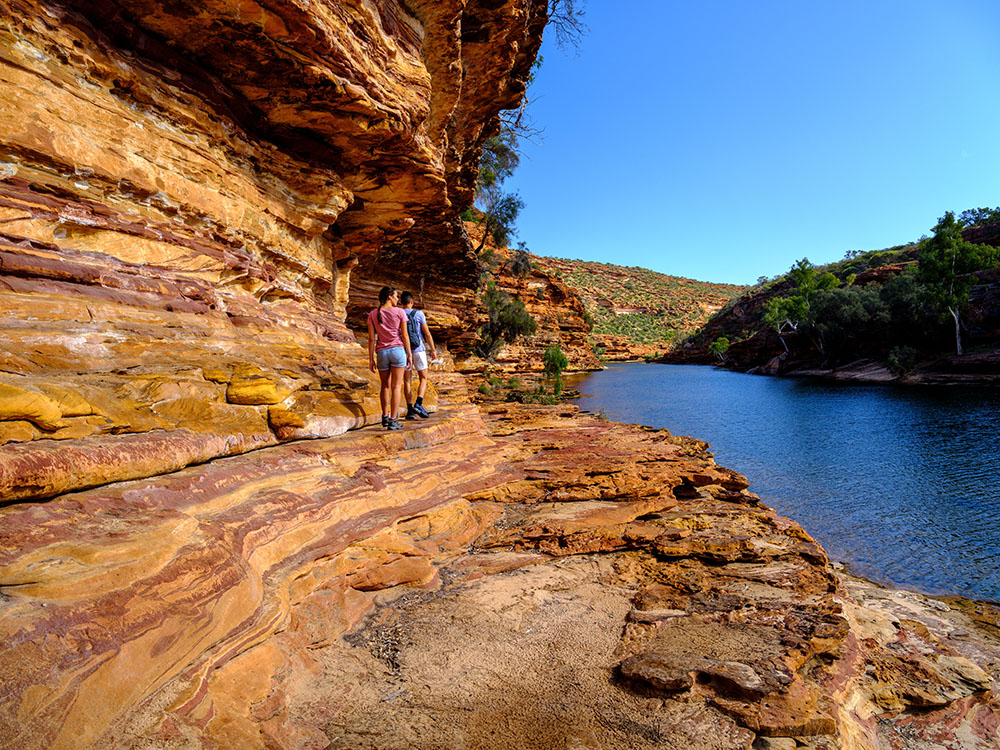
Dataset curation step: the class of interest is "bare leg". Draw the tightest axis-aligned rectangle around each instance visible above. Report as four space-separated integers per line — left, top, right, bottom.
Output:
378 368 391 416
389 365 405 419
403 368 414 406
417 369 429 399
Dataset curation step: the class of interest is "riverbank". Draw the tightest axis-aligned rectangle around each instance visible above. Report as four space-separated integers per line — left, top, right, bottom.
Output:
569 362 1000 605
3 375 998 748
743 350 1000 387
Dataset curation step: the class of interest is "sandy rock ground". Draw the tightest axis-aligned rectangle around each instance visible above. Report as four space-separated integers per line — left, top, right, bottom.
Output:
262 401 1000 750
318 555 761 750
4 378 998 749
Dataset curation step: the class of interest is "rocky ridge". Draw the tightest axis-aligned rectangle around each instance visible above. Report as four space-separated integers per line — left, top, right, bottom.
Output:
667 236 1000 385
537 256 746 361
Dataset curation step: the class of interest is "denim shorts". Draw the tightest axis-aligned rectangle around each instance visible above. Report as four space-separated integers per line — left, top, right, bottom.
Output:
376 346 406 371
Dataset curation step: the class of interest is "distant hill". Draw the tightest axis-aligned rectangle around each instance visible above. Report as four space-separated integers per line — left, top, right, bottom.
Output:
534 257 747 360
666 222 1000 384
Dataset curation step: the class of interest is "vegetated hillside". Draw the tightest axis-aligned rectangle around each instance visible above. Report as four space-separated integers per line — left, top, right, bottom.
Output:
534 257 747 360
458 222 601 373
668 218 1000 384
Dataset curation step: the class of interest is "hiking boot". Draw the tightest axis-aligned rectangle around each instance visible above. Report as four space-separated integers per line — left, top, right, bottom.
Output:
405 405 416 420
386 418 404 430
412 403 430 419
381 415 389 428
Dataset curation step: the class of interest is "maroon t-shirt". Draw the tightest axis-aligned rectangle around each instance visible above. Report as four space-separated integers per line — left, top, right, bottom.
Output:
367 306 407 351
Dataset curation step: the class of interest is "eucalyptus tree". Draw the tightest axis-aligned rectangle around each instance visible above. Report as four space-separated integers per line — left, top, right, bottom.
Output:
918 212 998 355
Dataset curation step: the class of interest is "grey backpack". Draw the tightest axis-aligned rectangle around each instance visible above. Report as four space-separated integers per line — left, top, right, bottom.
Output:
405 309 422 347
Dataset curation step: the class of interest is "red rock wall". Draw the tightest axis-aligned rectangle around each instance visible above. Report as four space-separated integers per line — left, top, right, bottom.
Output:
0 0 545 744
0 0 545 492
488 263 601 372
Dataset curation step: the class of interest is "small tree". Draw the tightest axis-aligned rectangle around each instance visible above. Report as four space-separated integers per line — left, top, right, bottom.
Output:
476 282 538 359
543 344 568 377
788 257 838 301
918 212 997 355
477 130 520 192
763 258 839 353
763 295 808 353
957 206 1000 228
474 184 524 254
542 344 569 396
506 242 532 277
708 336 730 362
805 285 888 363
547 0 588 48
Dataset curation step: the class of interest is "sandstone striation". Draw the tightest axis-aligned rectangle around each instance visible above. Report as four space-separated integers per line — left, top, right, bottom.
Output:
0 0 545 496
2 378 999 747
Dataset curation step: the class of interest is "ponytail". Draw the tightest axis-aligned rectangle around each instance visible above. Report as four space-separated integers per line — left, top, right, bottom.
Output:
377 286 395 324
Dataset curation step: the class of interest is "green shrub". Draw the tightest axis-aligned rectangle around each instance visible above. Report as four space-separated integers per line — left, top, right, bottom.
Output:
887 345 918 375
508 246 532 277
475 281 538 359
507 377 522 389
542 344 569 378
478 383 492 395
708 336 730 361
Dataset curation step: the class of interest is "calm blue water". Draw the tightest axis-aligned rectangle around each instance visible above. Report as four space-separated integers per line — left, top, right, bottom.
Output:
574 363 1000 601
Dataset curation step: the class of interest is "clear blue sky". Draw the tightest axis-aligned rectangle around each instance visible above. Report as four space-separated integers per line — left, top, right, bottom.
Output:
504 0 1000 285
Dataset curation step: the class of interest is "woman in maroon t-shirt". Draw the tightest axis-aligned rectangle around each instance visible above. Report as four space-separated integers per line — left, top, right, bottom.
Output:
367 286 412 430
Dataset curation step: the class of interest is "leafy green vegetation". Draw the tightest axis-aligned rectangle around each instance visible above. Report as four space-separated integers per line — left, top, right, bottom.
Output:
475 281 538 359
762 258 839 352
537 257 747 350
691 207 1000 370
542 344 569 396
473 187 524 254
708 337 730 361
887 345 918 375
542 344 568 377
507 244 532 277
918 212 998 355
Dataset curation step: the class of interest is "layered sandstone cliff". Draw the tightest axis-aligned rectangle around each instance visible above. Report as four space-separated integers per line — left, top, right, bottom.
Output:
0 0 545 497
0 0 546 742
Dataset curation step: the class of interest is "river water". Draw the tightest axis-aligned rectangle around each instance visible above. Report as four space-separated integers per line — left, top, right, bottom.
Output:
573 362 1000 602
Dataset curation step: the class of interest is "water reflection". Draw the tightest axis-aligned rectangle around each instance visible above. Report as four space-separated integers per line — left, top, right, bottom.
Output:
574 363 1000 601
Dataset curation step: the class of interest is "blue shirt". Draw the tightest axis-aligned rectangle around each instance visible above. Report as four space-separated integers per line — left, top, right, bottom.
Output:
408 309 428 352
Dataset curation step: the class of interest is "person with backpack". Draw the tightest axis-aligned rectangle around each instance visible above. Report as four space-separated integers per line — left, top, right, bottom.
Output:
400 291 437 419
367 286 412 430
